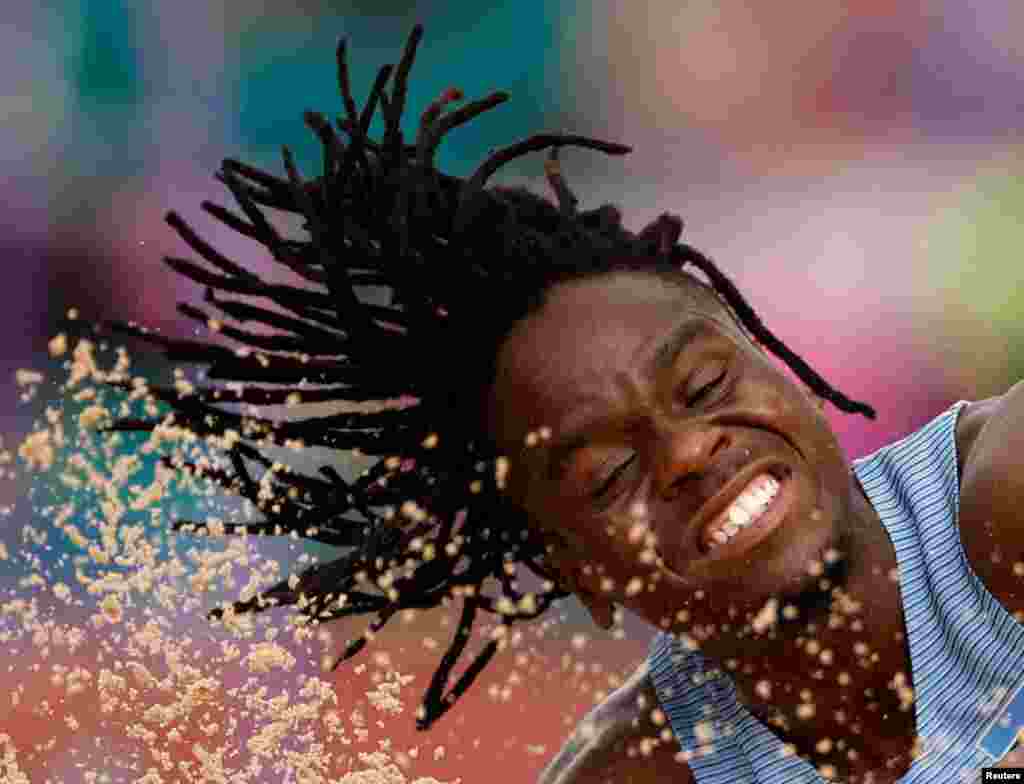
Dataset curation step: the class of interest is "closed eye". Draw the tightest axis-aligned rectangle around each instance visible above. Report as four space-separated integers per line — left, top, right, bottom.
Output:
593 453 637 499
685 365 728 407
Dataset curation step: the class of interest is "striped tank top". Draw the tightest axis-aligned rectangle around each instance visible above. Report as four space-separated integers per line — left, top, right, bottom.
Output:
648 400 1024 783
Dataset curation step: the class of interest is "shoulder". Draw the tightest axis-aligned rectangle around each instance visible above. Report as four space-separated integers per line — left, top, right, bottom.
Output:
953 385 1024 611
954 394 1003 482
537 659 693 784
956 385 1024 498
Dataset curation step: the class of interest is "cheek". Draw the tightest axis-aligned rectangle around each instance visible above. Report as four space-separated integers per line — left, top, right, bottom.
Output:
542 512 663 599
739 375 805 434
584 515 665 596
749 367 823 434
745 369 846 481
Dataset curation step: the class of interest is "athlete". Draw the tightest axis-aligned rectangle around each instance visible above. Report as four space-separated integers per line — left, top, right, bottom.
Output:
91 26 1024 782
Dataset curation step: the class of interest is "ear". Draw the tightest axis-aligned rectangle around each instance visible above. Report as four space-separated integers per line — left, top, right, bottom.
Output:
544 548 617 631
577 588 616 631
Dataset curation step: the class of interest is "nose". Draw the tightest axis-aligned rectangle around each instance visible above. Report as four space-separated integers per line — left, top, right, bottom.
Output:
654 424 731 501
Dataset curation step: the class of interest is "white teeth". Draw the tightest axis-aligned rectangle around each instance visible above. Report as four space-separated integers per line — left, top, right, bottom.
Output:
728 505 751 526
706 474 781 550
737 492 763 515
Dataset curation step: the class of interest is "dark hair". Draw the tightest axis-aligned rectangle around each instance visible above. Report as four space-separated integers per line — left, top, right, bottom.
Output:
90 25 875 730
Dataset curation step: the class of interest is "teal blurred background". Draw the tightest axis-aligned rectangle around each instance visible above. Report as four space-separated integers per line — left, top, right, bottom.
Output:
3 0 1024 780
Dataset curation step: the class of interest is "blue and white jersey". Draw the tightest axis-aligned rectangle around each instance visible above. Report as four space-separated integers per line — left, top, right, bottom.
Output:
648 401 1024 783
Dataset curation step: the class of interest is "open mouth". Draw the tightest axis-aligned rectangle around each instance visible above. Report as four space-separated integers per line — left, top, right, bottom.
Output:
695 464 793 560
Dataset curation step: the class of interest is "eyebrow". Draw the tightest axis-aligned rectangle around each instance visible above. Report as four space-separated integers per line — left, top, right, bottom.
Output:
647 319 713 381
543 319 714 481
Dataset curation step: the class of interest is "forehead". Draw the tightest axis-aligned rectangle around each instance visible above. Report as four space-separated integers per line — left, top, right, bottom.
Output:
490 271 741 443
538 270 727 328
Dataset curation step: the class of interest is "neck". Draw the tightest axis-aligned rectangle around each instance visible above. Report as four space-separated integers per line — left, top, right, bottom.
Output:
690 473 919 777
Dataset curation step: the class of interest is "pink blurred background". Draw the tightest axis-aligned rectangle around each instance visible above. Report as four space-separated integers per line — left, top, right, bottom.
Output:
3 0 1024 780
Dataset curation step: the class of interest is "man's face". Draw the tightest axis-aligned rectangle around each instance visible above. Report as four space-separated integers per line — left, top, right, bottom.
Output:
487 270 857 636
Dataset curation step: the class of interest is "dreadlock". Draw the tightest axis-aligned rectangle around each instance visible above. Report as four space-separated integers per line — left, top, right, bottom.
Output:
84 25 876 731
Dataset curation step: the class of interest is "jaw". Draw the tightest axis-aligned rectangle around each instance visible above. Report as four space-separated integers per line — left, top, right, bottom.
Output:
640 499 849 641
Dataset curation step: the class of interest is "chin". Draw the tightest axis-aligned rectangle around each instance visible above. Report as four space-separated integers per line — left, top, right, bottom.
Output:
647 483 846 632
701 514 843 622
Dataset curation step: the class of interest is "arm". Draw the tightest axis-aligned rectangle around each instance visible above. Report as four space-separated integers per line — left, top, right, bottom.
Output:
995 742 1024 769
537 661 693 784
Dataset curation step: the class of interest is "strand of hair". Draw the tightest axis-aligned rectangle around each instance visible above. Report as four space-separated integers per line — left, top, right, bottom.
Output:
176 303 314 353
675 245 876 419
384 24 424 163
201 289 346 340
165 210 258 280
543 147 578 218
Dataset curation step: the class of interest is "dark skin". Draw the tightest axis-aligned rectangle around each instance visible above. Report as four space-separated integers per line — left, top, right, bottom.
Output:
486 269 1023 782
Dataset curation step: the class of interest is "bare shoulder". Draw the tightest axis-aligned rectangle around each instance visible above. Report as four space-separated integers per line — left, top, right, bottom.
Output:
953 385 1024 612
537 659 693 784
956 385 1024 500
954 393 1003 481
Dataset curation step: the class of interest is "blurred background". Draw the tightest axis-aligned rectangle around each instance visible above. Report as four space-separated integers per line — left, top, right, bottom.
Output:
3 0 1024 781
